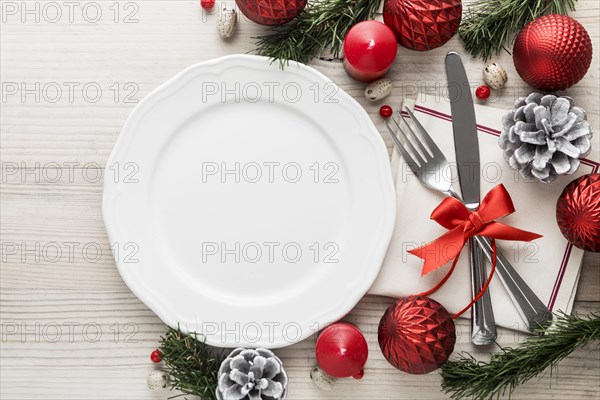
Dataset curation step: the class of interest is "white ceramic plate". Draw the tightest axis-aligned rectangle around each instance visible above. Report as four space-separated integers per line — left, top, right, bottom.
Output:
103 55 395 348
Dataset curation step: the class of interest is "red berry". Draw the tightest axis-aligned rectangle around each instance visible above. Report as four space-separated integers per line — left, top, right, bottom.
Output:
475 85 491 100
200 0 215 10
379 105 393 118
150 349 162 363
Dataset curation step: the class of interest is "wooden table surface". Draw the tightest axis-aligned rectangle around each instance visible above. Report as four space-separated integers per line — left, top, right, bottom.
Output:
1 1 599 399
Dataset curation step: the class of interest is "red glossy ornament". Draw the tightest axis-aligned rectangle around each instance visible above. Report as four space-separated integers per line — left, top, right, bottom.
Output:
150 349 162 363
200 0 215 10
513 14 592 91
316 322 368 379
556 174 600 252
343 21 398 82
378 295 455 374
383 0 462 51
475 85 490 100
379 105 393 118
235 0 306 26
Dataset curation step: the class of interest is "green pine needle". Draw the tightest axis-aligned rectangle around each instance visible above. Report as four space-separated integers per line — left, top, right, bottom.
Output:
459 0 578 60
441 312 600 400
254 0 381 66
159 327 225 400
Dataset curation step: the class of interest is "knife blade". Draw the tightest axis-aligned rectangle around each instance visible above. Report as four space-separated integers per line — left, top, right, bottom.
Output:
446 51 497 345
446 52 479 208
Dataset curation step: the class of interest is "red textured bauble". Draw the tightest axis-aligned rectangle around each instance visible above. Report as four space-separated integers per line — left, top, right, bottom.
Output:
343 21 398 82
556 174 600 252
383 0 462 51
513 14 592 91
150 349 162 363
475 85 490 100
379 105 393 118
235 0 306 26
378 295 456 374
200 0 215 10
316 322 368 379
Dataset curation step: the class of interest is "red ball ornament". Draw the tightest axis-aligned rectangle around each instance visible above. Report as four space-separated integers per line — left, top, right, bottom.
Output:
379 105 393 118
200 0 215 10
513 14 592 91
556 174 600 252
475 85 491 100
150 349 162 363
343 21 398 82
316 322 368 379
383 0 462 51
235 0 306 26
378 295 455 374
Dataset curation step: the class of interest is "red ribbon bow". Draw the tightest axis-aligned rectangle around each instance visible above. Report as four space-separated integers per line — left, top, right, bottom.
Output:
409 184 542 276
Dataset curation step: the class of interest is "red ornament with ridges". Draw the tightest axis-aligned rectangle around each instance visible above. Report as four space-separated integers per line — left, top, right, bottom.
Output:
383 0 462 51
556 174 600 252
378 295 455 374
513 14 592 92
235 0 306 26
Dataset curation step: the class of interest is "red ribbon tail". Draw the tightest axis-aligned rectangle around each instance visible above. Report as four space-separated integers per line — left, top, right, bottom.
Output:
408 228 466 276
478 222 543 242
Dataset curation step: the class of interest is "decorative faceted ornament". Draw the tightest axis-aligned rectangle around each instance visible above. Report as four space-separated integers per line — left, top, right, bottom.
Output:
556 174 600 252
499 92 593 183
216 348 288 400
343 21 398 82
146 370 170 391
513 14 593 91
383 0 462 51
365 78 393 101
483 62 508 89
235 0 306 26
378 295 456 374
217 8 237 39
315 322 368 379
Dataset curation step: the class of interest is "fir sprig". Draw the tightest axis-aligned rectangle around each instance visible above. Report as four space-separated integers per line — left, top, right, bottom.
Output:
459 0 578 61
441 312 600 400
159 327 225 400
255 0 381 66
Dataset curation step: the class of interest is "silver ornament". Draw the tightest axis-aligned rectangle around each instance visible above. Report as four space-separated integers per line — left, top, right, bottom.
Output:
499 92 593 183
217 8 236 39
216 348 288 400
483 62 508 89
310 366 337 390
146 370 169 391
364 79 393 101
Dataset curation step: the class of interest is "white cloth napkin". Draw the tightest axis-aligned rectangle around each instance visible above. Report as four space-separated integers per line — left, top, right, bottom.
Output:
369 95 599 330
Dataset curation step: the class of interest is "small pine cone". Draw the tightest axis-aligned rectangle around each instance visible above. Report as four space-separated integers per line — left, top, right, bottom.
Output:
216 348 288 400
499 92 593 183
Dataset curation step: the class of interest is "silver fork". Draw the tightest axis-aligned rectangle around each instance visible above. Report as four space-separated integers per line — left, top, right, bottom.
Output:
384 107 553 332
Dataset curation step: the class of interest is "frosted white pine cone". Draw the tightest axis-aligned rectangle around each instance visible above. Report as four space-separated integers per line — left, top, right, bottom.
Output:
216 348 288 400
499 92 593 183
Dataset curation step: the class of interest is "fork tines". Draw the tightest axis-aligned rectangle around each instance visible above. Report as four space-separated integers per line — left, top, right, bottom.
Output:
383 107 443 171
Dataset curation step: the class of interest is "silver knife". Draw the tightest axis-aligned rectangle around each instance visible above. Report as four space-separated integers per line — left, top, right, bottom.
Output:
446 51 497 345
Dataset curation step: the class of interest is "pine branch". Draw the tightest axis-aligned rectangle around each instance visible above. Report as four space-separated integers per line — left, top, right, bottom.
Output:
441 312 600 400
254 0 381 66
159 327 225 400
459 0 578 60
